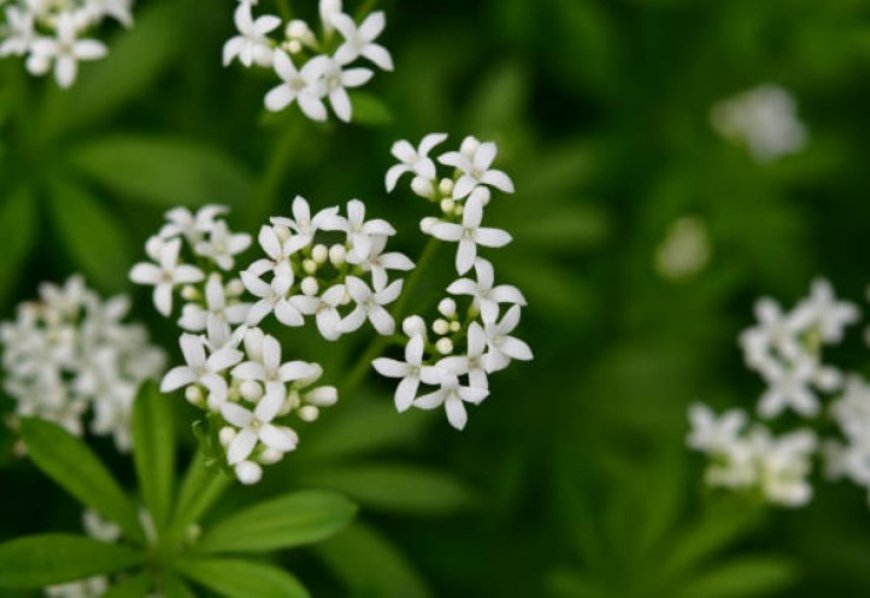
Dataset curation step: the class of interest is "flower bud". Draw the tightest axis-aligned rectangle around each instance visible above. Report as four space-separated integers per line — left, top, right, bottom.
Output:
303 259 317 274
312 244 328 264
286 19 316 46
226 278 245 296
403 315 427 338
449 320 461 333
218 426 236 447
329 244 346 267
286 39 302 54
439 178 454 196
440 198 455 214
460 135 480 157
299 405 320 422
436 337 454 355
411 176 435 199
259 448 284 465
181 285 199 302
235 461 262 485
438 298 456 318
239 380 263 402
185 386 204 406
433 318 449 335
301 276 319 296
306 386 338 406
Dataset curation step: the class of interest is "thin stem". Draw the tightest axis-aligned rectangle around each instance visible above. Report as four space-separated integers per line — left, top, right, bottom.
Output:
275 0 292 20
341 236 440 395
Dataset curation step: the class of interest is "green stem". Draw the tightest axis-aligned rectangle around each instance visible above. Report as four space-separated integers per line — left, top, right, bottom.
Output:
341 236 441 395
275 0 292 20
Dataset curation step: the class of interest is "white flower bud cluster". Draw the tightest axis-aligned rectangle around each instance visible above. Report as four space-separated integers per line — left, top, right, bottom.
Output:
0 0 133 88
711 84 807 163
0 276 165 452
223 0 392 123
44 509 121 597
688 279 870 508
376 134 533 430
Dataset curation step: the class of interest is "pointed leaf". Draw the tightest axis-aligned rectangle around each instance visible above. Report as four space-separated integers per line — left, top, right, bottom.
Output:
70 135 252 207
675 557 796 598
20 418 143 542
161 573 197 598
171 450 231 535
0 188 36 307
176 558 308 598
132 381 176 529
195 490 356 554
102 572 153 598
0 534 142 589
300 463 477 515
48 179 131 292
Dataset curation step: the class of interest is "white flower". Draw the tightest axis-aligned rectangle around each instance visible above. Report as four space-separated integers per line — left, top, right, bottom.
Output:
265 52 329 120
413 374 489 430
739 297 804 370
159 205 227 244
340 276 402 335
161 333 243 409
372 335 446 412
222 2 280 68
483 305 533 372
385 133 447 192
319 0 343 31
269 195 344 249
798 278 859 343
221 400 298 466
0 7 34 57
439 139 515 199
178 274 250 332
250 224 298 279
332 10 392 71
343 198 396 259
751 427 817 507
288 284 345 341
687 403 748 453
437 322 490 390
319 57 373 122
193 220 252 271
241 266 301 326
346 234 414 291
756 357 821 418
28 12 107 88
130 238 205 317
430 194 512 275
446 258 525 324
231 331 320 404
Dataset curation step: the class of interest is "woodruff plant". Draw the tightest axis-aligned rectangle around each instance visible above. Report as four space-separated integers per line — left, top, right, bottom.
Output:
130 134 533 485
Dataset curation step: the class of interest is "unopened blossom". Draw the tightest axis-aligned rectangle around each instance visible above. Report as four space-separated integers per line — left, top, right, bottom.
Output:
430 194 512 275
319 57 373 122
439 138 515 200
447 258 525 324
194 220 252 271
385 133 447 192
265 51 329 119
161 333 243 409
373 335 446 411
483 305 533 372
28 12 107 88
340 276 402 335
178 274 250 332
413 375 489 430
130 238 205 316
222 2 280 68
333 10 393 71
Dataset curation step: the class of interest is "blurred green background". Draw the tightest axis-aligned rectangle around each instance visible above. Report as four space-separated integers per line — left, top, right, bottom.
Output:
5 0 870 596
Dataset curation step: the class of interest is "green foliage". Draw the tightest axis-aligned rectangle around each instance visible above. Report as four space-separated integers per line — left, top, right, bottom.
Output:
175 558 309 598
132 381 176 529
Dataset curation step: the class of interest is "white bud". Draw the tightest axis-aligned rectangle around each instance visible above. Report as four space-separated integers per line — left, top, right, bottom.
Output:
439 178 454 196
218 427 236 447
299 405 320 422
306 386 338 407
454 205 464 217
460 135 480 157
239 380 263 402
411 176 435 199
433 318 449 336
259 448 284 465
402 315 427 338
440 198 455 214
287 39 302 54
301 277 319 296
286 19 315 44
329 244 346 267
303 259 317 274
312 244 328 264
420 217 439 235
226 278 245 296
181 285 199 302
184 386 204 406
235 461 263 485
438 298 456 318
449 320 461 333
436 337 454 355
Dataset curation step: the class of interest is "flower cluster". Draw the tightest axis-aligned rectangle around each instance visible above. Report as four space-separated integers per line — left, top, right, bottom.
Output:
0 0 132 88
0 276 165 452
44 510 121 597
688 279 868 507
377 133 533 430
710 84 807 163
131 198 412 484
223 0 391 123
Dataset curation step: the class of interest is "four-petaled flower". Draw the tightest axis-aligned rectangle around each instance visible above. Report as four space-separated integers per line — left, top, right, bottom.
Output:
447 258 526 323
130 238 205 316
484 305 533 372
413 375 489 430
265 52 329 120
222 2 280 68
341 276 402 335
439 139 515 199
161 333 243 408
333 10 393 71
430 195 512 275
372 336 447 411
385 133 447 192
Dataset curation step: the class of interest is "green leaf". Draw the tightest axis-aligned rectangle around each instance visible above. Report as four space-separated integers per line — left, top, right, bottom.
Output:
349 91 394 126
102 572 153 598
509 205 609 251
39 0 188 137
48 179 131 292
160 574 197 598
70 135 252 207
176 558 308 598
0 534 142 589
300 463 477 515
675 557 797 598
171 450 231 535
132 381 176 530
316 523 430 598
195 490 356 554
20 418 143 543
0 188 36 307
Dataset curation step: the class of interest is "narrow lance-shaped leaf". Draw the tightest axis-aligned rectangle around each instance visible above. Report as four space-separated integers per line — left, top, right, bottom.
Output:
674 556 797 598
194 490 356 554
176 558 309 598
132 381 176 530
0 534 143 589
101 572 153 598
0 188 36 308
20 419 143 543
170 450 231 536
